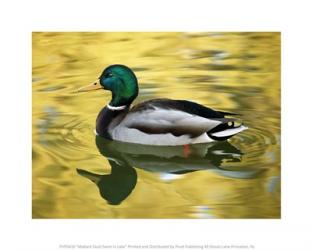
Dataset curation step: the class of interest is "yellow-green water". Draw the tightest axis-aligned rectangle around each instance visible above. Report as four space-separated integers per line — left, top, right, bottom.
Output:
32 32 280 218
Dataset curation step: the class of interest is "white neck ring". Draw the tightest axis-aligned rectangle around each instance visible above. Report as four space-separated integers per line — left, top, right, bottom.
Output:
107 103 127 111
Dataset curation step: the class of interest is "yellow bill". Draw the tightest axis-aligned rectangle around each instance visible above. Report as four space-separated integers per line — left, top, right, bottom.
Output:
78 79 103 92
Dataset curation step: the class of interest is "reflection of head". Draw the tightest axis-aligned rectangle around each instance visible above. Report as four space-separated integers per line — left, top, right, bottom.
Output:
77 160 137 205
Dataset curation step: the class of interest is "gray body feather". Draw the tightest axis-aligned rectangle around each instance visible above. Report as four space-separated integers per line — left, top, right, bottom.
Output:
97 99 248 146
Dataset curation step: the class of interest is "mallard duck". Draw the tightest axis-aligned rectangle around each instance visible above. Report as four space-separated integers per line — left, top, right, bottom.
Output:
78 64 248 145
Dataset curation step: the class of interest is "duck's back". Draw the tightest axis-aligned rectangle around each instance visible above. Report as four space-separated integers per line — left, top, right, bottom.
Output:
130 98 235 119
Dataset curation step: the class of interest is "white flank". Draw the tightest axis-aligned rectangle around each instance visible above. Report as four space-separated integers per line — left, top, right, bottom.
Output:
210 125 248 138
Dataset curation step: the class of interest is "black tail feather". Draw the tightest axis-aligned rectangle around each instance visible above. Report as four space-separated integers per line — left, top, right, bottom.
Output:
208 121 243 141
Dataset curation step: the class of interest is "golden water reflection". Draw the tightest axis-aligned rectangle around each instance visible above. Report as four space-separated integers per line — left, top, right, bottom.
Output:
32 32 280 218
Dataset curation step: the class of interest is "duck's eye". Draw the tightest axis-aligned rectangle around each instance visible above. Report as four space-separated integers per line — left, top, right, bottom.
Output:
106 73 113 78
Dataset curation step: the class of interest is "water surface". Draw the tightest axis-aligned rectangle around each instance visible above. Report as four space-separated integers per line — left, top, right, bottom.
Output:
32 32 280 218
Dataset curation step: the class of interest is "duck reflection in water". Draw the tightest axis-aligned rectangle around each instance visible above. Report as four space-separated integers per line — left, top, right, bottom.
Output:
77 136 260 205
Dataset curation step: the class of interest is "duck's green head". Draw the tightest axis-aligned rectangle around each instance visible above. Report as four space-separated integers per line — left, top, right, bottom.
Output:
79 64 139 107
